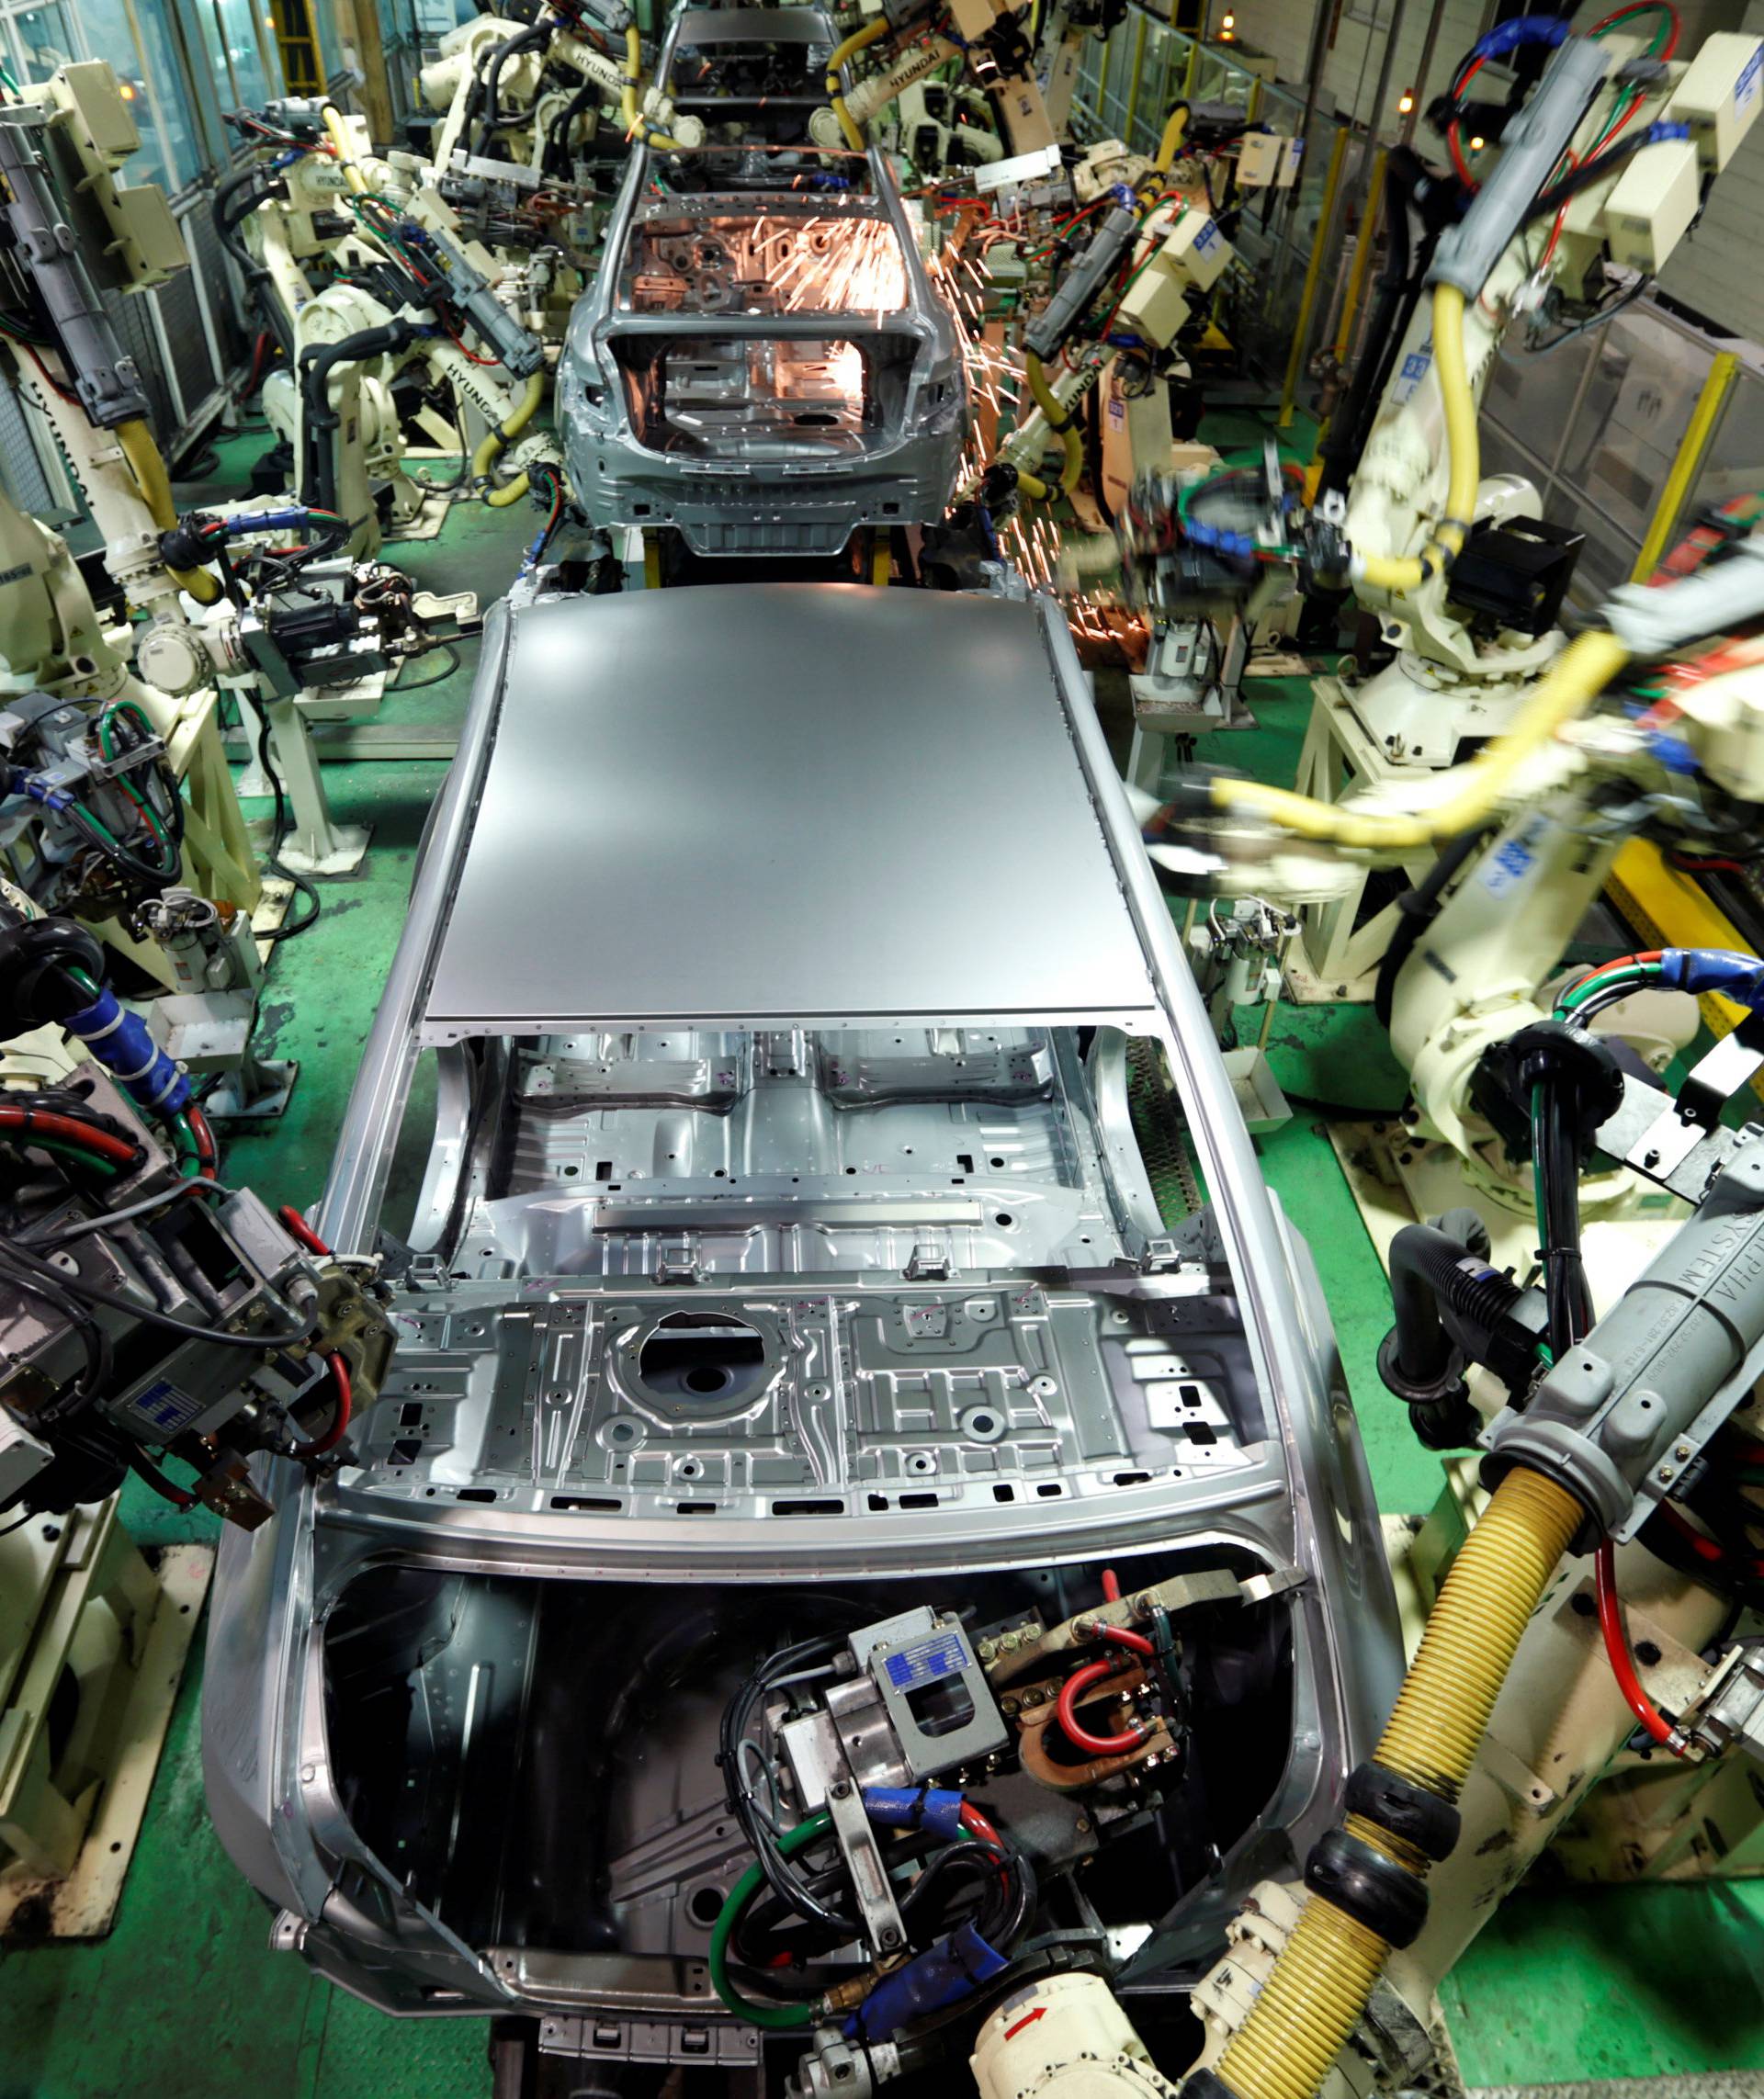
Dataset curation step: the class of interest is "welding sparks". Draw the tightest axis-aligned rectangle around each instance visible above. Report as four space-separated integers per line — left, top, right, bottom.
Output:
627 211 910 315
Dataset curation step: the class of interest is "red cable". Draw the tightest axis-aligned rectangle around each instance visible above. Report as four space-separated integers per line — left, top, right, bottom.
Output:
1448 57 1484 191
1096 1622 1155 1656
1447 120 1479 190
1658 1501 1726 1564
958 1801 1004 1851
1593 1542 1685 1754
298 1352 353 1457
186 1105 218 1178
444 322 501 367
0 1106 140 1166
1589 1 1680 57
1101 1567 1122 1601
278 1204 332 1257
1057 1660 1150 1757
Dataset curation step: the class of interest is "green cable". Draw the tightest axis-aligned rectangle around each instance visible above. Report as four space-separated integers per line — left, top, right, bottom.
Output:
66 965 99 999
708 1812 834 2030
1591 4 1673 55
91 702 177 869
0 1132 118 1178
1555 963 1660 1016
171 1112 203 1180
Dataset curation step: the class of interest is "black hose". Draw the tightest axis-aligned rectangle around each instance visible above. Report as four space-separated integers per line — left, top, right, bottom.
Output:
1378 1213 1532 1450
1384 1220 1496 1394
253 710 322 942
213 162 294 362
1083 383 1115 528
1317 149 1419 503
298 319 419 513
481 22 554 152
1526 132 1671 225
1373 824 1489 1030
544 77 603 177
1532 1074 1591 1351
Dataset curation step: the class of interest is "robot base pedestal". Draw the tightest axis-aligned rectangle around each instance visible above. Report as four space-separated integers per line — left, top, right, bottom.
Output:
1283 678 1440 1006
1325 1116 1689 1315
1347 645 1556 763
274 821 372 877
205 1055 300 1123
0 1508 213 1939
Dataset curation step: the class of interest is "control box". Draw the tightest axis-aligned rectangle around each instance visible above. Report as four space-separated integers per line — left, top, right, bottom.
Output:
1667 32 1763 173
1603 135 1702 271
1162 208 1231 291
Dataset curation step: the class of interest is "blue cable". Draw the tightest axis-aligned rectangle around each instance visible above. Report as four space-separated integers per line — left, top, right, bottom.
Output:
1464 15 1572 69
1657 950 1764 1006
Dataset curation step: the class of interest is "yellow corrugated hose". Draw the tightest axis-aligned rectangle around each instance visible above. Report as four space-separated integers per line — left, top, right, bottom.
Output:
622 26 686 151
1213 1469 1582 2099
1210 627 1630 851
321 103 369 195
116 419 221 605
1357 283 1477 597
1152 105 1191 174
472 371 547 506
1023 351 1082 497
824 17 891 152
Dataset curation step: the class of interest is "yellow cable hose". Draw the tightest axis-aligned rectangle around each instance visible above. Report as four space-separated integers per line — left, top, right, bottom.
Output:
1209 627 1631 851
621 25 686 150
472 371 546 505
824 17 891 152
1213 1470 1582 2099
321 103 369 195
1016 467 1051 502
115 419 221 605
1023 351 1082 496
1357 284 1477 596
1152 104 1191 174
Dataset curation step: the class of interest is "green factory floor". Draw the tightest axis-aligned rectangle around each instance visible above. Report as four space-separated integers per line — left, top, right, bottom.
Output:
6 426 1764 2098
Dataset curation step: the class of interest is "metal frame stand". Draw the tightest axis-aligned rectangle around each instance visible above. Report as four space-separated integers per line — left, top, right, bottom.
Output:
235 692 371 875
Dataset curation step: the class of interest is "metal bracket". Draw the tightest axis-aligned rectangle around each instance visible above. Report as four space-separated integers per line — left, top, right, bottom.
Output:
824 1774 908 1958
1139 1234 1181 1273
1623 1013 1764 1186
655 1239 699 1286
904 1242 951 1281
1598 1022 1764 1204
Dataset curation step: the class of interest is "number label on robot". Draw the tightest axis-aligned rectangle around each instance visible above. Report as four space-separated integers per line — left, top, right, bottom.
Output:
1392 344 1432 405
1480 815 1550 896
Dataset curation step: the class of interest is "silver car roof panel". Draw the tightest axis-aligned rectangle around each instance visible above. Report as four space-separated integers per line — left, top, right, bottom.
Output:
421 585 1159 1039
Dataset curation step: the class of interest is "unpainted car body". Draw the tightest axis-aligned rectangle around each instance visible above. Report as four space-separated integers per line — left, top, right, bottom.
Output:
558 9 967 559
203 579 1401 2089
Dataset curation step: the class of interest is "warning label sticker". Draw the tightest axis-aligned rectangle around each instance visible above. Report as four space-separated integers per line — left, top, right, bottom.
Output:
884 1630 968 1689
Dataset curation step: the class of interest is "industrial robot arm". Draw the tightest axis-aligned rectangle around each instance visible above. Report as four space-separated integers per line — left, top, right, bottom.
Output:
816 0 1057 162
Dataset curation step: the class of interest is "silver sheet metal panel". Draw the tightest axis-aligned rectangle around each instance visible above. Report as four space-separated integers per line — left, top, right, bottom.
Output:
423 582 1158 1033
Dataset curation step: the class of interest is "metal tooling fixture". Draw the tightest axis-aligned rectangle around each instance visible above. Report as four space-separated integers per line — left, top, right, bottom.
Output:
0 106 148 427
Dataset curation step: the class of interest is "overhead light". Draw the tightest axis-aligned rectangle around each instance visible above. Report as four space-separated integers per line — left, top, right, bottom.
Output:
1219 10 1236 36
1397 87 1415 115
1469 135 1486 150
